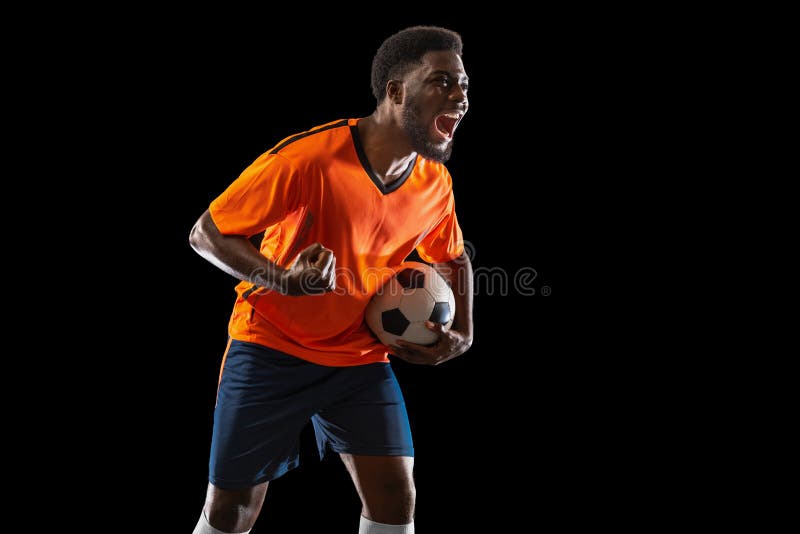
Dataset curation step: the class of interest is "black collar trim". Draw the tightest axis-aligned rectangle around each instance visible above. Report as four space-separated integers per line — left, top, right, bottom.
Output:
350 125 416 194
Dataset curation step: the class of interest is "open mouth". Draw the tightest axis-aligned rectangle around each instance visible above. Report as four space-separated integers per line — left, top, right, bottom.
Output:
434 112 462 140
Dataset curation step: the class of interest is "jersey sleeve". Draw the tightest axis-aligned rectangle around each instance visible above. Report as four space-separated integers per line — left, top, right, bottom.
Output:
209 153 302 236
415 190 464 263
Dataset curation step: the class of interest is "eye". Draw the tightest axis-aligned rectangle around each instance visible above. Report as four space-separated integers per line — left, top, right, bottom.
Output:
436 77 450 87
460 83 469 92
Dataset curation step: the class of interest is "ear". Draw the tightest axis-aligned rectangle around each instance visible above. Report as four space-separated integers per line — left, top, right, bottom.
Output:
386 80 404 104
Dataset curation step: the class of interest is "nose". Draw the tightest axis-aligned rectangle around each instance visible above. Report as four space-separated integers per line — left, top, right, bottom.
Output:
449 85 468 106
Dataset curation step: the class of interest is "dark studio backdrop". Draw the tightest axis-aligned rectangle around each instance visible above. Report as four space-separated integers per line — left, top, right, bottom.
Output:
119 12 636 533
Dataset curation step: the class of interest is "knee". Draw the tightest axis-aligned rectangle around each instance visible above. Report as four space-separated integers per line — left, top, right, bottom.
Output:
205 501 258 533
372 476 416 519
203 483 266 533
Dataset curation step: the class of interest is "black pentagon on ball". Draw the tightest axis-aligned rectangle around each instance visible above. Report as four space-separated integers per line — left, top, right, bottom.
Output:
395 268 426 289
429 302 451 324
382 308 410 336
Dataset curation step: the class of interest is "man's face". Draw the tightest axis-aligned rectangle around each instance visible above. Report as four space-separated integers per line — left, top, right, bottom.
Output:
400 51 469 163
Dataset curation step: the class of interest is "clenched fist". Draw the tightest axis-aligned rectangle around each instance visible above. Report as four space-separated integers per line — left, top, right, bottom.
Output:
281 242 337 296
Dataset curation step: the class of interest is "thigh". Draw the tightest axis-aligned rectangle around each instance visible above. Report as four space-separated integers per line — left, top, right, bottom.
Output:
311 363 414 458
340 454 415 492
210 340 332 488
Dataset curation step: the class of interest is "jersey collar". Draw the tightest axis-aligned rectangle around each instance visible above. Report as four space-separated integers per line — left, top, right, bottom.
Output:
350 124 417 195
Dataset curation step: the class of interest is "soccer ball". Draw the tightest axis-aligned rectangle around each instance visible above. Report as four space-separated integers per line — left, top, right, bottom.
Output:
365 261 456 347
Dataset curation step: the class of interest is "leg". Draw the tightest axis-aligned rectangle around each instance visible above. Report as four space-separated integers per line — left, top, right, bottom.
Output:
341 454 415 524
200 481 268 533
201 340 332 532
311 363 415 529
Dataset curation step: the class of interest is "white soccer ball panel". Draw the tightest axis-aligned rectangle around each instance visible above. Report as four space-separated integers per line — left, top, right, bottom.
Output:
448 289 456 321
373 279 405 310
376 330 402 348
424 267 452 300
402 321 440 345
399 288 436 322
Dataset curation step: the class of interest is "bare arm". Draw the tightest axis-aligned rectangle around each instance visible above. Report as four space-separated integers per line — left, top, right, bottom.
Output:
189 210 335 296
433 253 474 343
390 252 474 365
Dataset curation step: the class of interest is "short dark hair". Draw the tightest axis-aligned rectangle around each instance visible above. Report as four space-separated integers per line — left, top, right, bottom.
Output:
371 26 463 102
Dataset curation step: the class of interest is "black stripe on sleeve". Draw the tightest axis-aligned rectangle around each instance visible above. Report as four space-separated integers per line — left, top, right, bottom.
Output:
269 119 349 154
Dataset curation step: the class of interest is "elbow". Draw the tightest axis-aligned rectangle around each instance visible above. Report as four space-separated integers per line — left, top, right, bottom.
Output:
188 220 202 251
189 214 211 253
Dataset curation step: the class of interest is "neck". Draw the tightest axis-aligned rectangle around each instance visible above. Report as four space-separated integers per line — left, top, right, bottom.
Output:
357 110 417 185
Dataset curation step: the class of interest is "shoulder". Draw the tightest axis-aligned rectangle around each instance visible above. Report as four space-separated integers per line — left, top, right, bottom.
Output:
415 157 454 190
267 119 352 162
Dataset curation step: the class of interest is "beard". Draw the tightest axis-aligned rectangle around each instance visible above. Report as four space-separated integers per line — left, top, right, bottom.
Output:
400 97 453 163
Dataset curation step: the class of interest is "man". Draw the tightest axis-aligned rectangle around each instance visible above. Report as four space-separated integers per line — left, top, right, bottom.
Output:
189 26 473 534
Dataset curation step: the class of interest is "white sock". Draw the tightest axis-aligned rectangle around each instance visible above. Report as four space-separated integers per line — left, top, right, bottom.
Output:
359 515 414 533
192 511 251 534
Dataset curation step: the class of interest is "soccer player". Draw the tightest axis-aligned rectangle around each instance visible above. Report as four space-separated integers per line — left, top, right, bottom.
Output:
189 26 473 534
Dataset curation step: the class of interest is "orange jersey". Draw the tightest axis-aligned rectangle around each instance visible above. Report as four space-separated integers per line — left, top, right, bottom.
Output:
209 118 464 366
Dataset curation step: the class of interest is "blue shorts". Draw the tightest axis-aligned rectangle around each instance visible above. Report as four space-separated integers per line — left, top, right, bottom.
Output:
209 340 414 489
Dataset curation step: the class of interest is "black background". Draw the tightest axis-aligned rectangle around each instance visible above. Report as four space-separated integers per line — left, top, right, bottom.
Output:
99 11 640 533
